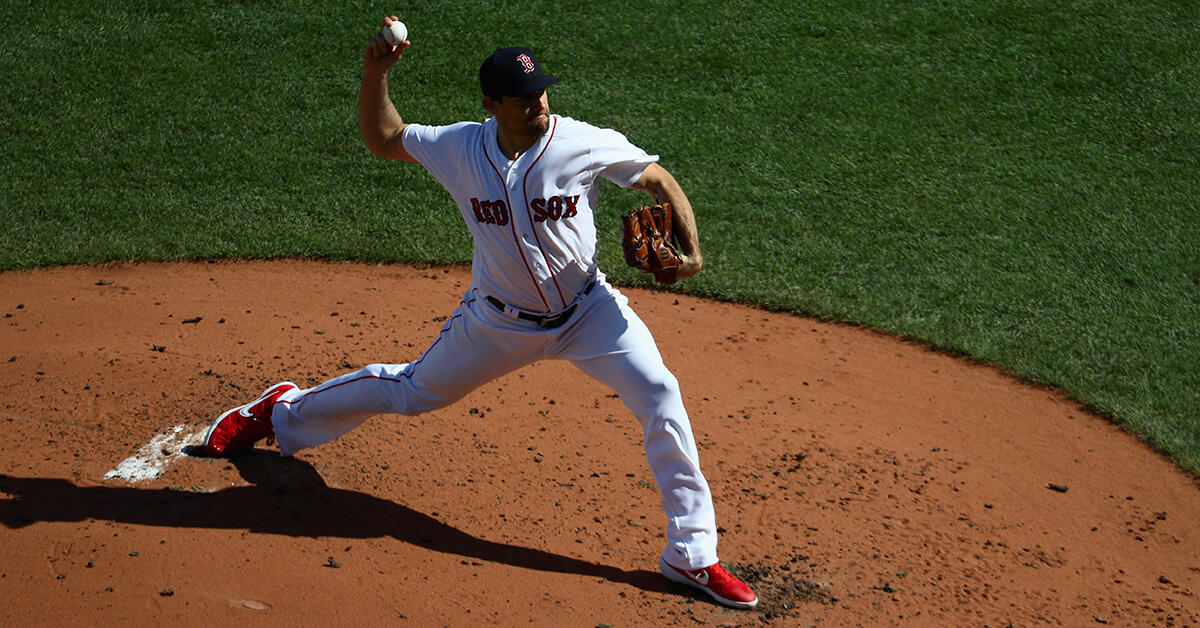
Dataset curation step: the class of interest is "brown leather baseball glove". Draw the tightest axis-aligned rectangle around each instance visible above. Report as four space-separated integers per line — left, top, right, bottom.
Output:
621 202 681 284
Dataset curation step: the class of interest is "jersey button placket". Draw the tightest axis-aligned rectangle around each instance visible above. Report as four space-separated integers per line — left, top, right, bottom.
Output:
508 165 542 276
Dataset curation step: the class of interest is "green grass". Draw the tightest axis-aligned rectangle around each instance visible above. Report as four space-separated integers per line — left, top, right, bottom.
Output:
2 1 1197 472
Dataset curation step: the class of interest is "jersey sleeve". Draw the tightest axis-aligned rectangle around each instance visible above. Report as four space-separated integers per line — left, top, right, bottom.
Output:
401 122 479 188
589 127 660 189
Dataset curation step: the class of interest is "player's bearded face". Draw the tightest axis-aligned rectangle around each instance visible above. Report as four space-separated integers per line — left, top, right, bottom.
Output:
505 90 550 137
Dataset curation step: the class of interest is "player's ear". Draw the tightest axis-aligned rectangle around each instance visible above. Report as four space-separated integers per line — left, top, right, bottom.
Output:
482 96 499 114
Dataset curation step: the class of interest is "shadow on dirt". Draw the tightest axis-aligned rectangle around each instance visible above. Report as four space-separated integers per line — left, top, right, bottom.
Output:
0 450 668 595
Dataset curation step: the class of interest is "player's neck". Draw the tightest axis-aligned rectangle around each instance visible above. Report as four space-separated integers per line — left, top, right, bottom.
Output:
496 128 538 161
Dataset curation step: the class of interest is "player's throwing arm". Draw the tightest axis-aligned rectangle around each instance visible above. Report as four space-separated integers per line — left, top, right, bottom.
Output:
359 16 416 163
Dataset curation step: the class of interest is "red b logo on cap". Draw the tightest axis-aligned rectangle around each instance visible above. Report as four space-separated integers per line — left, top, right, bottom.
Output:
517 54 535 73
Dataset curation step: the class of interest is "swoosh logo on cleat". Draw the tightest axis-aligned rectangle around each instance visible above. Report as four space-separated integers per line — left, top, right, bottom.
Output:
685 569 709 585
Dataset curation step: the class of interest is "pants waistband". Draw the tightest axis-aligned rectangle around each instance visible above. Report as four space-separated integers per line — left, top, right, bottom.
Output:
485 280 596 329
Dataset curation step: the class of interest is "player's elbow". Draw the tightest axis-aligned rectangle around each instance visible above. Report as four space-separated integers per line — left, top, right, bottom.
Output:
360 125 387 155
364 138 391 158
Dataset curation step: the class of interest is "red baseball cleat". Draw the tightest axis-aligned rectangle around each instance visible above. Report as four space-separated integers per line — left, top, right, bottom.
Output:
203 382 297 457
659 556 759 609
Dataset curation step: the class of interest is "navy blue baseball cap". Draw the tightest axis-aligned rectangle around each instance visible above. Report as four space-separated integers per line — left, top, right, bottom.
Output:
479 47 562 99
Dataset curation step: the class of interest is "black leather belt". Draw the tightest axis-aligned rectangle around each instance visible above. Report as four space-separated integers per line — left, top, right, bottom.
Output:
486 281 596 329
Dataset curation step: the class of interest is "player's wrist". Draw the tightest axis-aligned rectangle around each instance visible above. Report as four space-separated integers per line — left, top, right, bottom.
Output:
361 65 391 84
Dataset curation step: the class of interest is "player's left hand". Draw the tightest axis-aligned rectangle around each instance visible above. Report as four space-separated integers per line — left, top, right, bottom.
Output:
623 202 699 285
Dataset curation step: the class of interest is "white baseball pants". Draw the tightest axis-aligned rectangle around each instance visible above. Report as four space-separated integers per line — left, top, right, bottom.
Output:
271 279 719 570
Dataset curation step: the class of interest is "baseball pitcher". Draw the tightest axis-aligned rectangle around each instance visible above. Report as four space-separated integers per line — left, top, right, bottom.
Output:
203 16 758 609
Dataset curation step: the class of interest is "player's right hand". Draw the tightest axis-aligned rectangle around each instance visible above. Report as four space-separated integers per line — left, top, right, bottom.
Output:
363 16 409 75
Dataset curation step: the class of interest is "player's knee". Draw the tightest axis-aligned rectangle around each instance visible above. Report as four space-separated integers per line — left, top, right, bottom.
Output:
651 371 682 402
638 372 686 420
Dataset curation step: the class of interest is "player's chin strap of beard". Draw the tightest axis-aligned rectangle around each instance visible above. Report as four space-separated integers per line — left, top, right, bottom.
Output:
485 279 597 329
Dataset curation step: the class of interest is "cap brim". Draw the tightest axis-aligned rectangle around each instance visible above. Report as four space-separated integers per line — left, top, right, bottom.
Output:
514 75 561 97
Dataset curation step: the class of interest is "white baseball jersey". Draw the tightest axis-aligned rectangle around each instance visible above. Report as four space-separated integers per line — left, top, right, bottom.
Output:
401 114 658 312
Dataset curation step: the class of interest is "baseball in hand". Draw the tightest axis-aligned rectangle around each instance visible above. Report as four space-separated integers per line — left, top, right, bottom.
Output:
382 21 407 46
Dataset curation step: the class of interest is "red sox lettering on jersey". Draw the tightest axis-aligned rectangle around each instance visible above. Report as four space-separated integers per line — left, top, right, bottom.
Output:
469 198 510 225
530 194 580 222
471 195 580 225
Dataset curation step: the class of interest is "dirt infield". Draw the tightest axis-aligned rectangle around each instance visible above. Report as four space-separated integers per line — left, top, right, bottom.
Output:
1 260 1197 626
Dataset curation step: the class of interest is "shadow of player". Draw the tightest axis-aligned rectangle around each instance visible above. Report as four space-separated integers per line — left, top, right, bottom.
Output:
0 449 668 595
